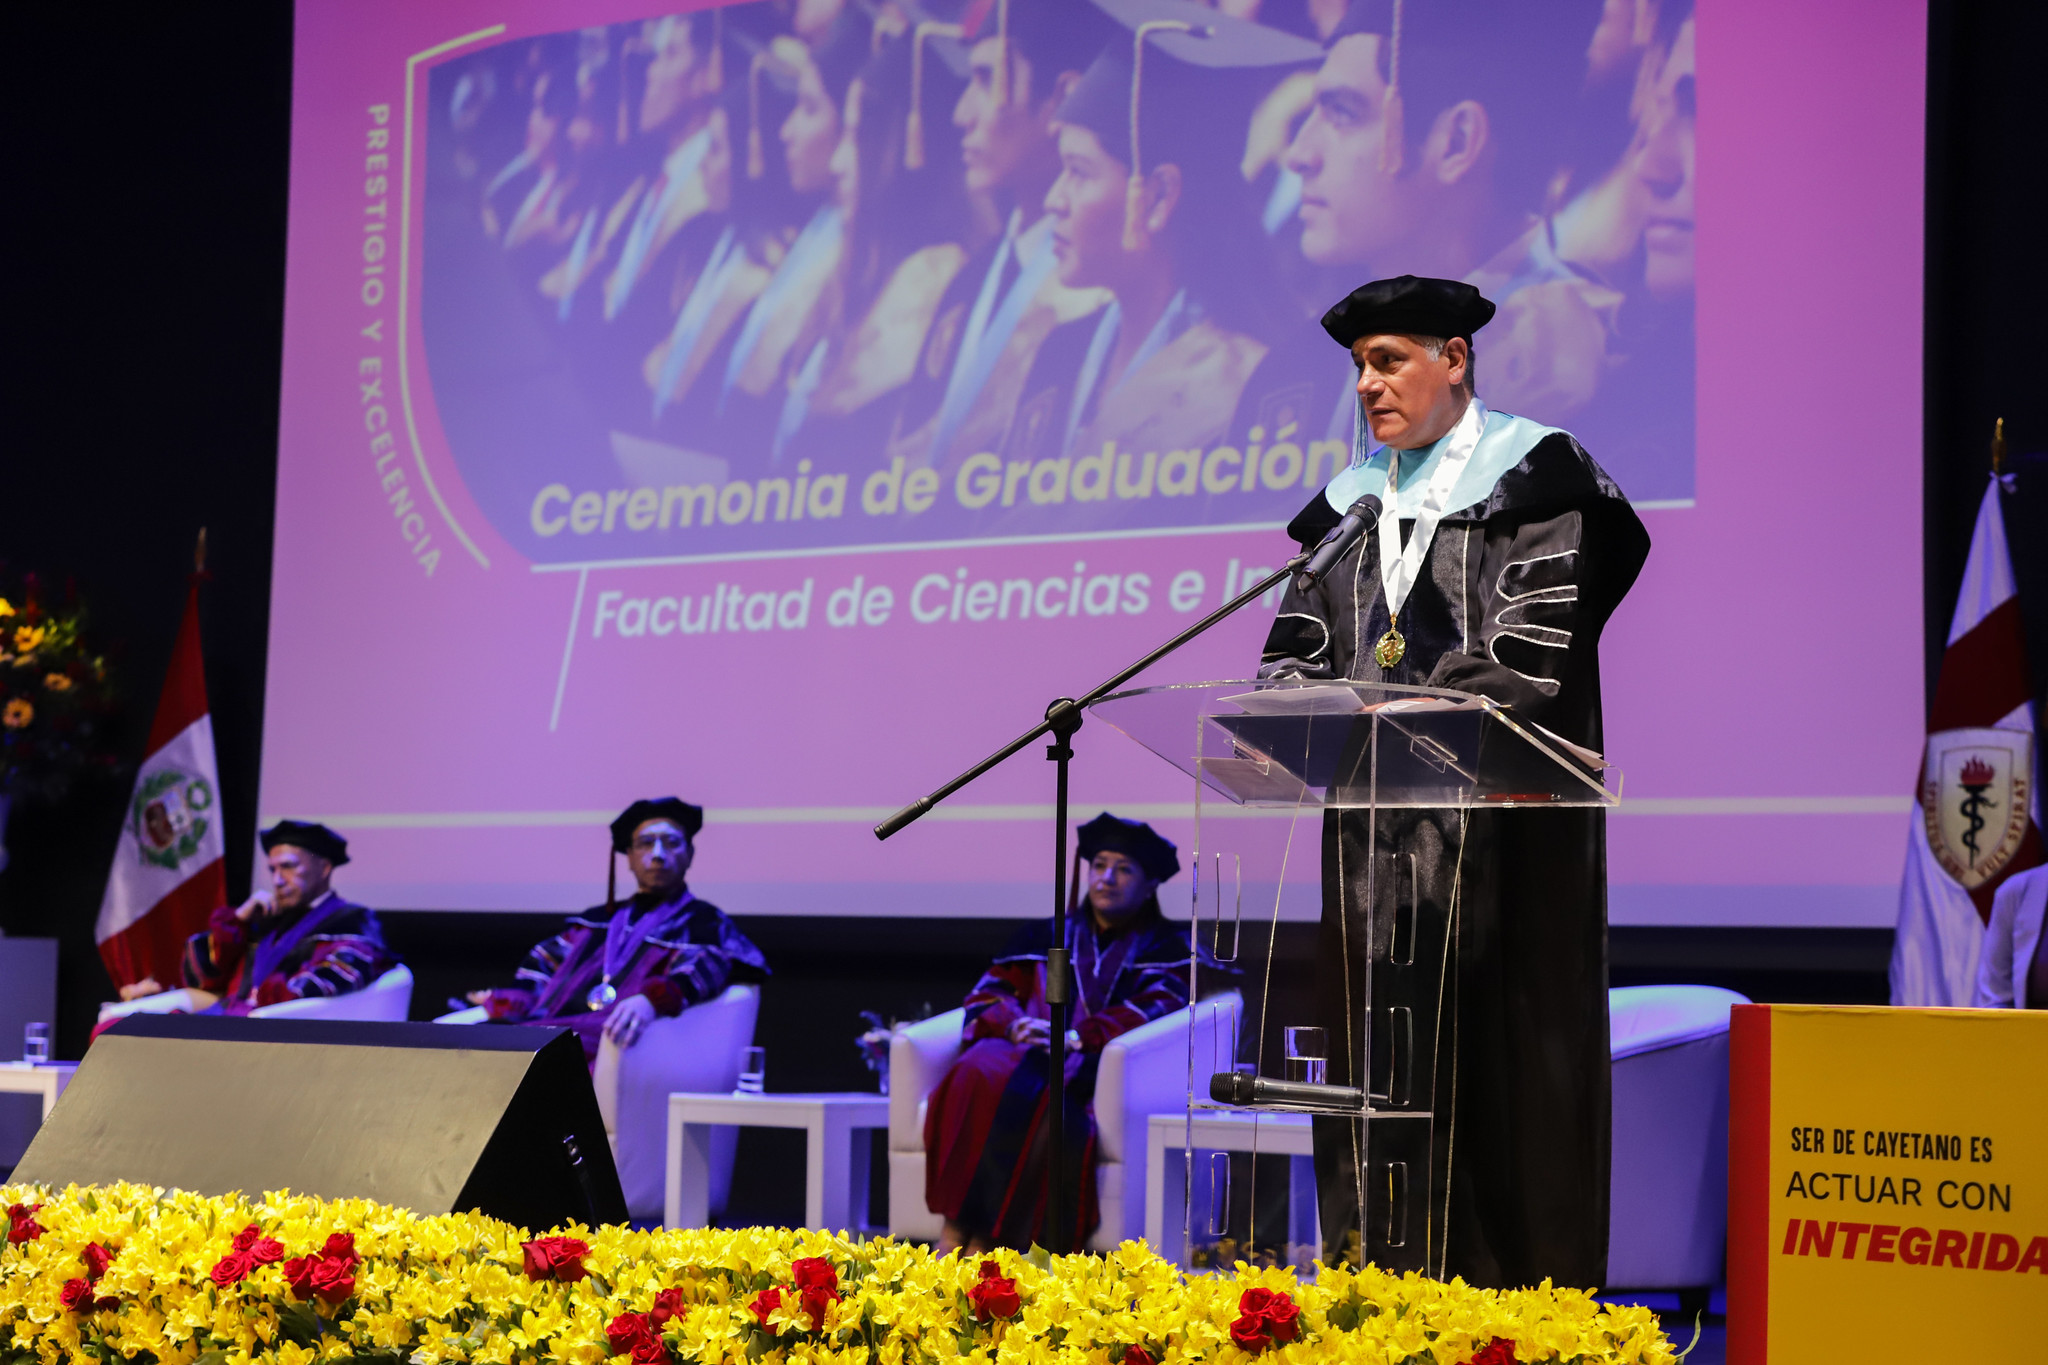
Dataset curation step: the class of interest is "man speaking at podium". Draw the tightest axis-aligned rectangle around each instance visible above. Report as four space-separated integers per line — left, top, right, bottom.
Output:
1258 276 1649 1288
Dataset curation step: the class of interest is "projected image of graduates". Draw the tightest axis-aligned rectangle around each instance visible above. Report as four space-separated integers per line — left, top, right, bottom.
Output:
421 0 1696 566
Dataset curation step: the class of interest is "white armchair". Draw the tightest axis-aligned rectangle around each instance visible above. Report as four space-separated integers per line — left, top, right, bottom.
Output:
888 991 1243 1250
436 983 761 1224
96 966 415 1025
1607 984 1750 1292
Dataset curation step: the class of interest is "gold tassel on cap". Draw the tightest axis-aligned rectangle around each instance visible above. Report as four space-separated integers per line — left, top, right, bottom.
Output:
991 0 1010 107
1122 19 1195 251
194 528 208 575
908 22 963 170
746 49 769 178
707 10 724 95
1378 0 1405 174
1991 417 2007 474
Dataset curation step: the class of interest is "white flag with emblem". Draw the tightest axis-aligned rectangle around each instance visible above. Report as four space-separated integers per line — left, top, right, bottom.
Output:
1891 470 2040 1005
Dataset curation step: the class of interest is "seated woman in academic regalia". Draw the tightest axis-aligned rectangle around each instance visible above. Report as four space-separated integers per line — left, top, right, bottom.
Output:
469 798 769 1064
117 821 397 1016
924 813 1209 1254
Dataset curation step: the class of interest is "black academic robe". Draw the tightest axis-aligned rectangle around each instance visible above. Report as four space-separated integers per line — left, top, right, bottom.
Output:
1258 429 1650 1289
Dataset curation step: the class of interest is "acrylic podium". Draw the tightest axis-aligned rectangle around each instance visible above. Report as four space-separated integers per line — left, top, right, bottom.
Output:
1087 679 1620 1273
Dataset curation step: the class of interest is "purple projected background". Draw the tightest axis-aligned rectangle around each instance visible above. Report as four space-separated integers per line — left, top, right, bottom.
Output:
263 0 1922 926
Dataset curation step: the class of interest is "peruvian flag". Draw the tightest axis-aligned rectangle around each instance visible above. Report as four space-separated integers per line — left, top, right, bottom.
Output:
94 575 226 988
1891 471 2040 1005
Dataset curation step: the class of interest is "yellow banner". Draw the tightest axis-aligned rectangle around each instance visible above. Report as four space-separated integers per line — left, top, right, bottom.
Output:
1729 1004 2048 1361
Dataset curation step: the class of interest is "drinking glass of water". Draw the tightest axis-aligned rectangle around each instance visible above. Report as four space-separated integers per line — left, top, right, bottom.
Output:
23 1023 51 1066
736 1045 766 1094
1282 1026 1326 1086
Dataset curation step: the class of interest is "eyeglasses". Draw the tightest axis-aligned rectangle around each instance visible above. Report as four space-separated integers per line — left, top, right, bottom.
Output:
631 834 688 853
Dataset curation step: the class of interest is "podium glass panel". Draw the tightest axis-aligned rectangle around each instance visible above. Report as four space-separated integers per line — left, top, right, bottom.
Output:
1087 680 1618 1274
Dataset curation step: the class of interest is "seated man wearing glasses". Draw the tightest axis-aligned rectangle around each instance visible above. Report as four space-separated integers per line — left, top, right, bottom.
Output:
469 797 768 1062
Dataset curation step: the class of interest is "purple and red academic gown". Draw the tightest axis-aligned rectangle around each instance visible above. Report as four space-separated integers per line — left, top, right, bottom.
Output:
477 892 768 1064
181 892 395 1014
923 904 1197 1251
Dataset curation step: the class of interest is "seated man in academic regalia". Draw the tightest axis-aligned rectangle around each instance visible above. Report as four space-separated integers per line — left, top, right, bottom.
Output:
924 813 1206 1254
120 820 397 1015
469 797 769 1063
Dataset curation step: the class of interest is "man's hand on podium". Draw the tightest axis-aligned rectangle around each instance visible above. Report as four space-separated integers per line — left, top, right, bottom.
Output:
119 977 164 1002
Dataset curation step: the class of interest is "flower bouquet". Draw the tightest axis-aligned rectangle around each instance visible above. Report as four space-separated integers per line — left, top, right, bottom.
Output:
0 573 117 805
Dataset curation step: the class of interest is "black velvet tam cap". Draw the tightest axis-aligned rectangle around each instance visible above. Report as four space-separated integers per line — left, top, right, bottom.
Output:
260 820 349 867
1076 811 1181 882
1321 274 1497 348
609 797 705 852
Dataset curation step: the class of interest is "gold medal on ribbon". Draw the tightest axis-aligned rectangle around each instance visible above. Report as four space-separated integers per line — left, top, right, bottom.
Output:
1373 624 1406 669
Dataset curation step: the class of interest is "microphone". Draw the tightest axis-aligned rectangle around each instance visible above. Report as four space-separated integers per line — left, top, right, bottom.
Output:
1209 1069 1365 1112
1293 496 1375 592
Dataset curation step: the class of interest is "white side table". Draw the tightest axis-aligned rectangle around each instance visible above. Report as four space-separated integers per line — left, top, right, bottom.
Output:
0 1062 77 1122
666 1092 889 1232
1145 1110 1318 1267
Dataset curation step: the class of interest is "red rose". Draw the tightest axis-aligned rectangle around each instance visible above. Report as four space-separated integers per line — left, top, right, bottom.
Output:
210 1251 255 1287
59 1279 94 1312
790 1257 837 1292
628 1337 672 1365
1230 1314 1270 1351
5 1204 43 1244
1123 1348 1156 1365
1239 1286 1279 1319
283 1255 316 1299
606 1311 671 1363
1261 1295 1301 1343
967 1264 1021 1322
799 1285 837 1331
81 1243 115 1281
1470 1338 1519 1365
250 1237 286 1265
750 1286 783 1325
308 1255 356 1303
232 1224 261 1252
322 1232 358 1267
521 1235 591 1282
790 1256 839 1330
650 1287 686 1325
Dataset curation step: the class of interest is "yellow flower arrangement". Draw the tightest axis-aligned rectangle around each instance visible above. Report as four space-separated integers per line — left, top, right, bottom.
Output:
0 1184 1677 1365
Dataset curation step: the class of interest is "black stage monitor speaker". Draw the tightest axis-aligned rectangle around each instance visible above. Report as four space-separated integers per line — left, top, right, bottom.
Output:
13 1015 626 1230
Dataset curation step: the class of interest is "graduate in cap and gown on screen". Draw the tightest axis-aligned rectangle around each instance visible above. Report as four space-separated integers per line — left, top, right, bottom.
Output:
682 15 873 467
470 798 768 1064
758 25 979 469
111 821 398 1016
923 813 1220 1254
884 0 1117 478
1272 0 1600 455
990 0 1323 523
1258 275 1648 1288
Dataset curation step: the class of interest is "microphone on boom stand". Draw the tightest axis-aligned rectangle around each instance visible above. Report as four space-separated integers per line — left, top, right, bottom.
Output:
1293 496 1377 593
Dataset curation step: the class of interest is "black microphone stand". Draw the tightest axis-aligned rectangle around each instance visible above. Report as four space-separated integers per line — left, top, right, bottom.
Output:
875 548 1313 1252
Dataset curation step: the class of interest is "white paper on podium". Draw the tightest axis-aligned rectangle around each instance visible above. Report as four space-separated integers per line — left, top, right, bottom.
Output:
1216 684 1367 715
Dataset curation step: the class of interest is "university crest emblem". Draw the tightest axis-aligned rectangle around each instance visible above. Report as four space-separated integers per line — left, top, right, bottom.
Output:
131 766 215 871
1920 727 2033 889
